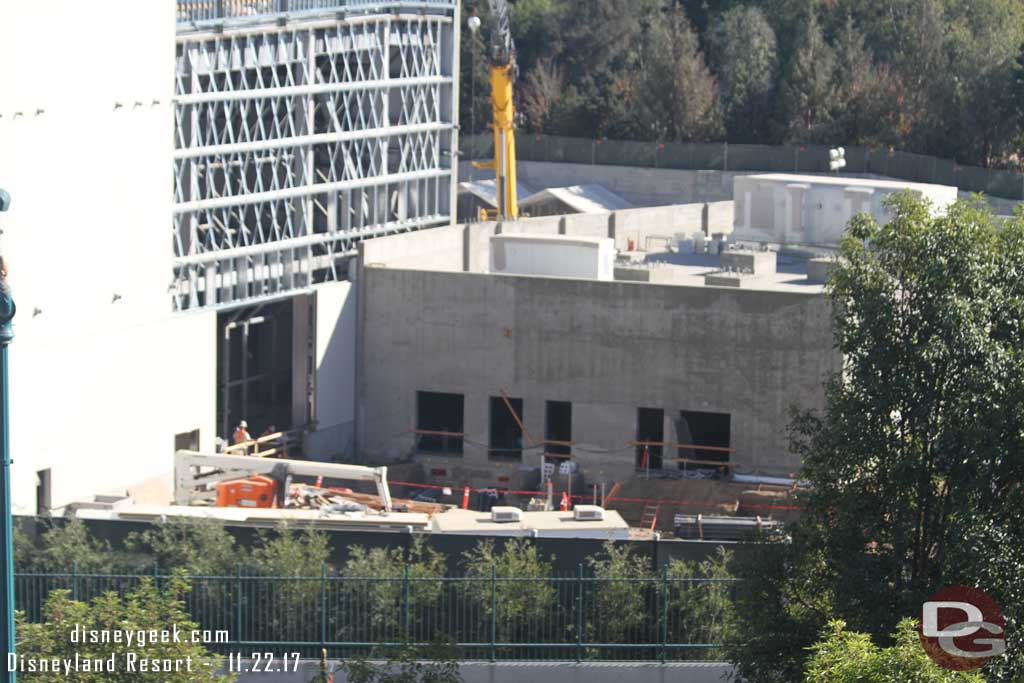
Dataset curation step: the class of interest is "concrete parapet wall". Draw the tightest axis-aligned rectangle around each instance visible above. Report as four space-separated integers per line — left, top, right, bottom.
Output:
705 201 734 235
613 205 704 251
235 661 734 683
564 211 613 238
360 222 465 271
499 215 562 235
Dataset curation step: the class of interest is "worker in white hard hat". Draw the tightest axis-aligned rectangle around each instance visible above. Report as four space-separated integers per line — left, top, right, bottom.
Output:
233 420 252 448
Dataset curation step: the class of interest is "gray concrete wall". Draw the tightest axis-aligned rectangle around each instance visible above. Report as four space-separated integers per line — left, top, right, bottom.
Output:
358 269 838 481
612 205 704 251
236 661 733 683
361 222 465 271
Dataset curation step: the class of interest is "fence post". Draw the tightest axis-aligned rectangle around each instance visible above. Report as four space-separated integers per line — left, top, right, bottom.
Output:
723 142 728 172
235 563 242 645
489 564 497 662
576 563 584 663
71 561 78 601
320 563 327 650
403 562 411 645
660 564 669 664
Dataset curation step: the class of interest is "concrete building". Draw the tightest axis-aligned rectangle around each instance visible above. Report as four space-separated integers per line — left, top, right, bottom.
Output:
720 174 954 248
0 0 459 514
354 206 841 492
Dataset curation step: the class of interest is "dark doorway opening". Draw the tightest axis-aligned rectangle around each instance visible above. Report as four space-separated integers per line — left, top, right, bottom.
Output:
416 391 465 455
677 410 731 464
489 396 523 460
217 299 295 443
544 401 572 456
636 407 664 469
36 469 51 516
175 429 200 453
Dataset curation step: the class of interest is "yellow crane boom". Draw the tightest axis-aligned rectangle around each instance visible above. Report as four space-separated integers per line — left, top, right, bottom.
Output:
471 0 519 220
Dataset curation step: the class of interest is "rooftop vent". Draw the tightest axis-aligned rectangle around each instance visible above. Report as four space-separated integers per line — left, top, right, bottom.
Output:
491 506 523 523
573 505 605 522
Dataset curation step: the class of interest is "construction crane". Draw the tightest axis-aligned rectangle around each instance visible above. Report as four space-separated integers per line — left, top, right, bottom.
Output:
470 0 519 220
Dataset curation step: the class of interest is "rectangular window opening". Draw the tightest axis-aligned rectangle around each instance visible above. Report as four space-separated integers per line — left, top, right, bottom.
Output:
416 391 464 455
636 407 664 469
676 410 731 467
489 396 523 460
544 401 572 456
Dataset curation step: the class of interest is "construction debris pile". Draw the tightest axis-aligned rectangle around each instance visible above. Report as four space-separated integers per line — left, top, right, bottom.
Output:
286 484 449 516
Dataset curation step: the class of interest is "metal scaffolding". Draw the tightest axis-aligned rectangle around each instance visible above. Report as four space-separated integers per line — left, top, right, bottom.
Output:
173 1 459 310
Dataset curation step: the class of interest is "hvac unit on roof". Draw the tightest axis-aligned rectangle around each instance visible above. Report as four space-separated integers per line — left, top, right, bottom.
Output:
491 506 523 523
573 505 605 522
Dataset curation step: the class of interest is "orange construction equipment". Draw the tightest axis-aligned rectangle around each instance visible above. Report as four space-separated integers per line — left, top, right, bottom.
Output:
216 476 277 508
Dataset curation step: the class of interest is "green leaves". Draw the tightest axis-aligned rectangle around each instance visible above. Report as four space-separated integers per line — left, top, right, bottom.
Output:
733 194 1024 682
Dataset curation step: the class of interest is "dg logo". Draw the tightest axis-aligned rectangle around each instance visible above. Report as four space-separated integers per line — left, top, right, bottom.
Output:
919 585 1006 671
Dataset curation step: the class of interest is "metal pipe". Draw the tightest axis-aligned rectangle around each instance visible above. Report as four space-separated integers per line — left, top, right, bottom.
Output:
173 121 450 160
173 168 450 213
0 192 16 683
173 75 450 105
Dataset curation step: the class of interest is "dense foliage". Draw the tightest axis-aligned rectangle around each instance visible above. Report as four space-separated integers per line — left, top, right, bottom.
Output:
805 619 985 683
16 575 233 683
461 0 1024 168
729 195 1024 683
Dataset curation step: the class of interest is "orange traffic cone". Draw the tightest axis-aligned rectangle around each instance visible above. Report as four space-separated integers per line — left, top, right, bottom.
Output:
462 486 471 509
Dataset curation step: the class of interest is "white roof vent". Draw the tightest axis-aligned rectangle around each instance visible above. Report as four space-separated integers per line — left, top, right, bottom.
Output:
490 506 523 523
573 505 605 522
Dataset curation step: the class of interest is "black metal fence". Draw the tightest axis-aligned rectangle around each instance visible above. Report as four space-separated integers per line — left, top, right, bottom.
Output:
16 567 736 662
462 134 1024 201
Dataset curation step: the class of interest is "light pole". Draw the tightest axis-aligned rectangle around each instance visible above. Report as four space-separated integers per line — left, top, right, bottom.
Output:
0 187 16 683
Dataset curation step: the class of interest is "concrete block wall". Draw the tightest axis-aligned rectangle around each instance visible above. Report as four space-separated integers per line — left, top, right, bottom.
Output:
358 269 838 481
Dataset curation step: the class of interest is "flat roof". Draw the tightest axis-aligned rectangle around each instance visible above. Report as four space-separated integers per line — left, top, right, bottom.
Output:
745 173 956 193
618 251 826 294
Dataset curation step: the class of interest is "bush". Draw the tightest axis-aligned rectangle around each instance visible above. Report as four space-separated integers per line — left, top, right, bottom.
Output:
15 572 233 683
805 619 985 683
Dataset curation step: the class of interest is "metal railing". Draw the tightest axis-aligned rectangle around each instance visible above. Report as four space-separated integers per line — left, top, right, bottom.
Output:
176 0 456 26
462 134 1024 202
16 566 736 662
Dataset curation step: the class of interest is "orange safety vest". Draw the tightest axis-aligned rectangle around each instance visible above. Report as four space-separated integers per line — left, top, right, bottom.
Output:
559 491 570 511
233 427 251 445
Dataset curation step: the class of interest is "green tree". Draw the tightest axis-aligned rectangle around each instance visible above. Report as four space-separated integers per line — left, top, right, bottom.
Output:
30 519 127 572
730 195 1024 682
585 541 652 650
830 16 901 148
16 574 233 683
777 12 836 142
665 547 735 660
125 518 239 575
340 644 461 683
460 538 555 646
340 538 447 641
636 3 721 142
707 5 778 142
805 619 984 683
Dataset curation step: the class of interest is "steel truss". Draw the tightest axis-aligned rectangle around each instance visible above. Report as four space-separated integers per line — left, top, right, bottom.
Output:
173 3 459 310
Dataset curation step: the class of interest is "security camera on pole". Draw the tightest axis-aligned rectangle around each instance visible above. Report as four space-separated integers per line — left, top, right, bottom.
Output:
0 187 16 683
829 147 846 173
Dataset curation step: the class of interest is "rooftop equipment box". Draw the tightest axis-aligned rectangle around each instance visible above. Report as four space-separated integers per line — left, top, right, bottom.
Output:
490 233 615 280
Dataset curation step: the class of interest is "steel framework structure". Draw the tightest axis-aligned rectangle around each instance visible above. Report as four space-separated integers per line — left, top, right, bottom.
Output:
173 1 459 310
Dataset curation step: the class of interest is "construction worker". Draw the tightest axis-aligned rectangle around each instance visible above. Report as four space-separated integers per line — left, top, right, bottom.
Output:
233 420 252 449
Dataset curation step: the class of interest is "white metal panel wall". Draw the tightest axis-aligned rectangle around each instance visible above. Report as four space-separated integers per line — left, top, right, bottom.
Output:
172 2 460 311
0 0 217 512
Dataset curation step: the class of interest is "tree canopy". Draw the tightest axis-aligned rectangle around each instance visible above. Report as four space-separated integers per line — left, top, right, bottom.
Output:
729 195 1024 682
461 0 1024 167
